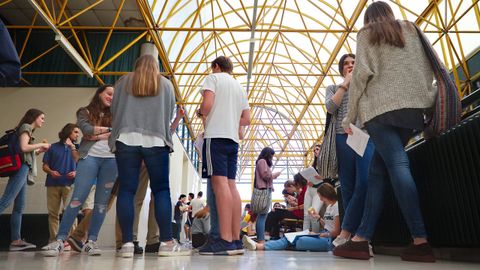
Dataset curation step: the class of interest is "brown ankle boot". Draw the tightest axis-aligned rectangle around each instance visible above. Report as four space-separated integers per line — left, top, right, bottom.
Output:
333 240 370 260
401 243 435 263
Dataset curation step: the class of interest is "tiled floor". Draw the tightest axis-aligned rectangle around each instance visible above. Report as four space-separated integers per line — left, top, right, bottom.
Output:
1 250 479 270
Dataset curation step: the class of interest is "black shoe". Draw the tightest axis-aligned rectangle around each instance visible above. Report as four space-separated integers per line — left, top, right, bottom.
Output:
133 241 143 254
401 243 435 263
144 242 160 253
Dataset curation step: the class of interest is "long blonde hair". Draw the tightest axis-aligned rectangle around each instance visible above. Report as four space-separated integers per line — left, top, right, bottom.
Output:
132 55 160 96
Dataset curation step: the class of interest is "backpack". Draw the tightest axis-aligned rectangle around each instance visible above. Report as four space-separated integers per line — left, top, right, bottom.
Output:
0 129 22 177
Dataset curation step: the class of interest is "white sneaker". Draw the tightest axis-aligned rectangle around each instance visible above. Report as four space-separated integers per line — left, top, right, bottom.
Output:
158 240 192 257
9 239 36 251
242 235 256 251
41 240 64 257
119 242 134 258
82 240 101 256
332 235 350 247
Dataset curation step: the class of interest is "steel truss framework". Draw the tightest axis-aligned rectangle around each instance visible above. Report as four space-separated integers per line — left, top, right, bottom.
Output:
1 0 480 189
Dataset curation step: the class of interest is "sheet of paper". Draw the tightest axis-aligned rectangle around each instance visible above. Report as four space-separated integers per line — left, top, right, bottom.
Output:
346 124 370 157
284 229 311 243
299 167 322 185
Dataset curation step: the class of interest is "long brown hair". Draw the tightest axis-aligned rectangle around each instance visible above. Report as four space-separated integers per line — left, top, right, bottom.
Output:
80 85 113 126
16 108 44 130
131 55 160 97
362 1 405 48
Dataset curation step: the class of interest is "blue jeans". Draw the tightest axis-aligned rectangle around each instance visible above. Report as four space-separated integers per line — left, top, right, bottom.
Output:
115 142 173 243
57 156 117 241
265 235 332 251
356 121 427 240
336 133 374 234
207 178 219 240
0 164 29 241
255 213 267 241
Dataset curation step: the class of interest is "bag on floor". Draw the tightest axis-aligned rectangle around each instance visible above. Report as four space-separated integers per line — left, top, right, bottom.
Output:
0 129 22 177
413 23 462 138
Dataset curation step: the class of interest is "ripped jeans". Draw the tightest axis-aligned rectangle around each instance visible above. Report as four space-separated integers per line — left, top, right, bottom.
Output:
57 156 117 242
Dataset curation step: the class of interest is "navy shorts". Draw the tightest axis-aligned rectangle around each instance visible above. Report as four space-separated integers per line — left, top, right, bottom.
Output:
202 138 239 179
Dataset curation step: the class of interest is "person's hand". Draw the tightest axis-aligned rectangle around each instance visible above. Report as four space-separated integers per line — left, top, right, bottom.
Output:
66 171 76 179
177 105 185 118
65 138 74 148
307 181 314 187
287 207 295 212
37 143 51 153
319 232 329 238
50 170 61 178
97 132 111 140
319 218 325 226
343 70 353 88
314 175 323 180
344 127 353 135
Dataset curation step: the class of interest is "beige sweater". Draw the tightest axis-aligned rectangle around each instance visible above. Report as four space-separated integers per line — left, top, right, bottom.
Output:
342 21 437 129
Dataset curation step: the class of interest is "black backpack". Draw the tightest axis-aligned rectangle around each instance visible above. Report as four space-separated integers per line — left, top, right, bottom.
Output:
0 129 22 177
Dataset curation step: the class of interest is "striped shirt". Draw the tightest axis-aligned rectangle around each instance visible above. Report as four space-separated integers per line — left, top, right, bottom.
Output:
325 84 349 134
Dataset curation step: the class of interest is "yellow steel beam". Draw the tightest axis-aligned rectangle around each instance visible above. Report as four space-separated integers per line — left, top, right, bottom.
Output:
97 31 148 72
57 0 104 27
95 0 126 69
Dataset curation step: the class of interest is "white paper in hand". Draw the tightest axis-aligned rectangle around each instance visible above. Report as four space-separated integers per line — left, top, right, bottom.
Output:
346 124 370 157
299 167 322 185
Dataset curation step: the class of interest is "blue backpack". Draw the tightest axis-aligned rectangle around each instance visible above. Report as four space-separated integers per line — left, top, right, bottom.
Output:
0 129 22 177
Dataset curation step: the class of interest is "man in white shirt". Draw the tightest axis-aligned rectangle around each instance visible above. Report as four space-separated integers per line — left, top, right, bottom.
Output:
197 56 250 255
190 191 206 217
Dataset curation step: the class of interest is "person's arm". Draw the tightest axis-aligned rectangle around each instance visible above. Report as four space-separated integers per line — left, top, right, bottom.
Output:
239 109 251 126
199 90 215 117
342 30 374 131
76 108 110 138
42 163 61 178
170 105 185 132
0 19 21 86
64 138 80 163
18 132 49 153
287 204 303 212
325 84 346 114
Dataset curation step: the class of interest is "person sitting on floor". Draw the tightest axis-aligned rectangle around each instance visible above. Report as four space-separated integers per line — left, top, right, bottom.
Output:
243 183 339 252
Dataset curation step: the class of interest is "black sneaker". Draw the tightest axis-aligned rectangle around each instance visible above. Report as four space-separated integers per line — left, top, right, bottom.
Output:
133 241 144 254
67 236 84 252
199 239 236 255
232 240 244 255
144 242 160 253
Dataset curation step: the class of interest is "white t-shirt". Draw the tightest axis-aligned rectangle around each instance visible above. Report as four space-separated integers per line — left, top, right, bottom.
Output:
118 132 165 147
88 140 115 158
201 73 249 143
190 197 207 216
323 202 339 233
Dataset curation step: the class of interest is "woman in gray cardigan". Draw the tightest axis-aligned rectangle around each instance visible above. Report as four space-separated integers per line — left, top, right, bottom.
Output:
110 55 187 258
333 1 437 262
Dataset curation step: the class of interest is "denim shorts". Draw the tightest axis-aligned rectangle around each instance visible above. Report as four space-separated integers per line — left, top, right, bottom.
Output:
202 138 239 179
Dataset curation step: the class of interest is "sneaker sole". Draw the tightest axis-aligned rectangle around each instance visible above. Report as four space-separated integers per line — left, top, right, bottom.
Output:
231 249 245 255
67 238 83 253
333 249 370 260
42 250 61 257
9 246 36 251
121 252 134 258
158 250 192 257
